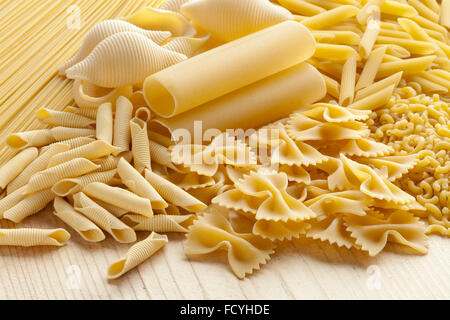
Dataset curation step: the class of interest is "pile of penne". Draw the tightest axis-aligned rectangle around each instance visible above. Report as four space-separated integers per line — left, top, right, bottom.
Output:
0 0 448 279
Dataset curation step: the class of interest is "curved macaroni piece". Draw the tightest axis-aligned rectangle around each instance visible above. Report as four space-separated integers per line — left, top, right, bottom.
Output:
355 155 419 181
3 189 55 223
123 7 196 37
163 34 210 57
305 190 372 217
6 130 56 150
73 192 136 243
83 182 153 217
113 96 133 154
121 214 195 232
253 219 310 241
50 127 96 141
213 170 316 222
130 118 151 173
306 214 359 249
72 79 133 109
7 143 70 194
36 108 95 128
345 211 428 256
53 197 105 242
52 169 117 197
117 158 167 210
0 148 38 189
48 140 119 167
26 158 100 194
96 102 113 145
66 32 186 88
108 232 168 279
60 20 171 74
145 169 207 212
181 0 293 42
184 212 275 279
0 228 70 247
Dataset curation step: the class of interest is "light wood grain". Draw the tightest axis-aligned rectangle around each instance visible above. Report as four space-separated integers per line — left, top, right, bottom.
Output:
0 208 448 300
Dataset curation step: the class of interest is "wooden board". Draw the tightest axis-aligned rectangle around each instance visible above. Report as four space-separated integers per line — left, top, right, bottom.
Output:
0 207 448 300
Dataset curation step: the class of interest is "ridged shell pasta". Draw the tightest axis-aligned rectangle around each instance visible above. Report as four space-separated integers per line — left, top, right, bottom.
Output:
108 232 168 279
180 0 293 42
0 228 70 247
66 32 187 88
59 20 171 75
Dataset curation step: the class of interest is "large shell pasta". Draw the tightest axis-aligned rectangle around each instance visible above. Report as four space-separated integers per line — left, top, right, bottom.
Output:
66 32 187 88
73 192 136 243
108 232 168 279
59 20 171 75
53 197 105 242
0 228 70 247
181 0 293 42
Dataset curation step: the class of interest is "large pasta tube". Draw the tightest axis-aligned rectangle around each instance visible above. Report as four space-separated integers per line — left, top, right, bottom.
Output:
150 63 326 138
143 20 316 118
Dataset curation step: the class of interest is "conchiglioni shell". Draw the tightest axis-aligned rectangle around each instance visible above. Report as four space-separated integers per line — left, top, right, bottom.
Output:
72 79 133 109
66 32 187 88
59 20 171 75
123 7 196 37
163 34 210 57
181 0 293 42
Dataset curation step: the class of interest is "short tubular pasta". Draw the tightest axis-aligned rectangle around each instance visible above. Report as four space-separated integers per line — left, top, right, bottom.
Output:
107 232 168 280
130 118 151 173
0 228 70 247
339 55 357 105
50 127 96 141
65 106 98 120
52 170 117 197
0 148 38 189
376 56 436 78
73 192 136 243
26 158 100 194
441 0 450 28
0 185 27 218
6 129 56 150
116 158 167 209
301 5 359 29
36 108 95 128
96 102 113 144
278 0 326 16
7 143 70 194
113 96 133 154
355 72 403 101
3 189 55 223
42 137 95 153
121 214 195 232
48 140 119 167
314 43 359 61
53 197 105 242
145 169 207 212
83 182 153 217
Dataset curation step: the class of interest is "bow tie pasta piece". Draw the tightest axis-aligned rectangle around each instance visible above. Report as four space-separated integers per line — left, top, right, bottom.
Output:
184 212 275 279
372 198 426 212
339 138 394 157
60 20 171 75
287 113 370 141
123 7 196 37
161 0 193 12
305 191 373 217
301 103 372 123
354 155 419 181
66 32 187 88
181 0 293 42
253 219 311 241
162 34 210 57
316 157 357 191
214 171 317 222
278 164 311 184
306 214 359 249
344 211 428 256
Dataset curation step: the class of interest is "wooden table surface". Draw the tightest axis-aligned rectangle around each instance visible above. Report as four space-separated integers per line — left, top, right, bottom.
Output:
0 207 448 300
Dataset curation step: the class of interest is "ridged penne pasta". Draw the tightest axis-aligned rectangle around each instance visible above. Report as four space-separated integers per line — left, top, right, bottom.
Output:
349 84 395 110
441 0 450 28
66 32 186 88
3 189 55 223
117 158 167 209
107 232 168 279
130 118 151 173
379 0 417 17
36 108 95 128
323 73 340 99
121 214 195 232
59 20 171 74
376 36 438 55
113 96 133 154
7 143 70 194
83 182 153 217
301 5 359 29
0 148 38 190
48 140 119 167
279 0 326 16
0 228 70 247
339 55 357 105
145 169 207 212
6 129 55 150
53 197 105 242
355 71 403 101
50 127 96 141
52 170 117 197
409 0 439 23
0 185 27 218
73 192 136 243
360 16 380 58
376 56 436 78
96 102 113 144
314 43 359 61
26 158 100 194
355 46 387 90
